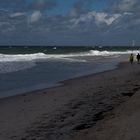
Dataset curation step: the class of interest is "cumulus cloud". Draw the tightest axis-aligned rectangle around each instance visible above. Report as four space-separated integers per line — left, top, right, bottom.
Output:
92 12 121 26
29 11 42 23
70 11 121 28
0 0 140 45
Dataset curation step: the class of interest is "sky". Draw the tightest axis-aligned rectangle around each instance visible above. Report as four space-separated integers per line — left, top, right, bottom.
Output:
0 0 140 46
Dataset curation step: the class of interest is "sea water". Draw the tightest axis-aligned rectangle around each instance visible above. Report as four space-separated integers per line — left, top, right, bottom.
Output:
0 46 140 98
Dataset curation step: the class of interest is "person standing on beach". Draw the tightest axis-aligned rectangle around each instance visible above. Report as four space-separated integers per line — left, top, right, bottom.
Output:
136 53 140 64
129 53 134 64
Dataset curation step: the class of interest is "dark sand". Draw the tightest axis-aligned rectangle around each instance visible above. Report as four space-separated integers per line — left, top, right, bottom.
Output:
0 62 140 140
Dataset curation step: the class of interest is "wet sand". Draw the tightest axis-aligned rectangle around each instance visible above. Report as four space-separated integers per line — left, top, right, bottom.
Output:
0 62 140 140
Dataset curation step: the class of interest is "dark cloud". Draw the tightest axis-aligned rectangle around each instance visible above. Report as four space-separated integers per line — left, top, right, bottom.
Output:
0 0 57 12
0 0 140 45
0 0 27 12
68 0 102 17
32 0 57 11
111 0 140 13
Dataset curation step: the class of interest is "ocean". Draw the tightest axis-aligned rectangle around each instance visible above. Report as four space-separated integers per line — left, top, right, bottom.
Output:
0 46 140 98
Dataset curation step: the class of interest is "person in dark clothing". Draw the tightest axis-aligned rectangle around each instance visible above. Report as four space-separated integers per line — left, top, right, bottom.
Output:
136 53 140 64
129 53 134 64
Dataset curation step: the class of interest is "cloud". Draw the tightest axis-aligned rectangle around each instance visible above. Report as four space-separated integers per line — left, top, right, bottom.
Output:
34 0 57 11
70 11 121 29
0 8 29 36
68 0 98 17
29 11 42 23
9 12 26 18
92 11 121 26
0 22 15 33
0 0 57 12
111 0 140 13
0 0 27 12
0 0 140 45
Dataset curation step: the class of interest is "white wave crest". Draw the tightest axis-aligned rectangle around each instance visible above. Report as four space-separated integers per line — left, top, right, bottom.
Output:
0 50 139 73
0 53 46 62
88 50 140 56
0 50 139 62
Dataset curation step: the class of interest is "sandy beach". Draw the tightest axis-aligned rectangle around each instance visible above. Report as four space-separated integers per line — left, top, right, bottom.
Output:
0 62 140 140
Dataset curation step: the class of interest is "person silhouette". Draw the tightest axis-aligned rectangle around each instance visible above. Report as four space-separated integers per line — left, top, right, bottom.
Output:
136 53 140 64
129 53 134 64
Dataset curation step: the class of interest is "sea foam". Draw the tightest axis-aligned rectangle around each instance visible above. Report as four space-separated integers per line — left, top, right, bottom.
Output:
0 50 139 62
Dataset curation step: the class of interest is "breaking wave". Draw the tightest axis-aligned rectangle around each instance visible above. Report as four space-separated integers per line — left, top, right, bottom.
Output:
0 49 139 73
0 50 139 62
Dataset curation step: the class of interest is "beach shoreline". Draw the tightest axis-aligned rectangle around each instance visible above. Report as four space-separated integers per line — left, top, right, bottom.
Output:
0 54 128 99
0 58 122 100
0 61 140 140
